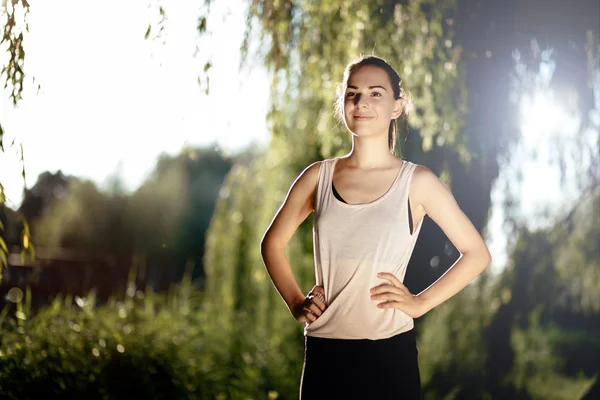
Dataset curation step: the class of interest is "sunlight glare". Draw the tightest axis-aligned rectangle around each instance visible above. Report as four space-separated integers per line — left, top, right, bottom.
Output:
519 90 579 142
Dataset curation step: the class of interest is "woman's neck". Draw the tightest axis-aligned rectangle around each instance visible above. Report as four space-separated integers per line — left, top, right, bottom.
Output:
345 136 397 169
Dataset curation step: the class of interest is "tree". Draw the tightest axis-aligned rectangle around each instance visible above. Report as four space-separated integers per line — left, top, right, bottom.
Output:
26 146 236 296
129 146 234 288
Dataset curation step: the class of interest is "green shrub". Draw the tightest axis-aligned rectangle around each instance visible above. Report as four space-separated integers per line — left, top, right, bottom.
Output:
0 282 292 400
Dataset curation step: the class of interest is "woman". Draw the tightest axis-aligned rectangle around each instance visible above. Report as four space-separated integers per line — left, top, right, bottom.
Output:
260 55 491 399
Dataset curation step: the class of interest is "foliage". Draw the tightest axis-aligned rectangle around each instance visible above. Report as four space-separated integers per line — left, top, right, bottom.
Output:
417 184 600 399
138 146 234 283
0 279 285 399
1 0 29 106
17 147 234 291
0 262 311 400
243 0 466 161
418 280 493 399
0 146 240 302
480 194 600 400
0 0 32 282
204 156 307 398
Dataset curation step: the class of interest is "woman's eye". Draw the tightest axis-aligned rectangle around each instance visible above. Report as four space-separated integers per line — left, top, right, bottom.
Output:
346 92 355 98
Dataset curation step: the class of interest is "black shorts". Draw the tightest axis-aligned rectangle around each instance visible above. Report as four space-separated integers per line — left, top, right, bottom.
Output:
300 329 421 399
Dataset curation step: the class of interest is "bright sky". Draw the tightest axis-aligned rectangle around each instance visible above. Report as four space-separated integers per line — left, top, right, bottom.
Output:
1 1 591 272
0 0 270 207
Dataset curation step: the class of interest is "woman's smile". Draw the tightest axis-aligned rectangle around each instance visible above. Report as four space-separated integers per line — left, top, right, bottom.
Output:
353 115 374 121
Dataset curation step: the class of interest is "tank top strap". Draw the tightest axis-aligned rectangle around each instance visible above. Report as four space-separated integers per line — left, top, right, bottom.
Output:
388 160 418 201
313 158 335 213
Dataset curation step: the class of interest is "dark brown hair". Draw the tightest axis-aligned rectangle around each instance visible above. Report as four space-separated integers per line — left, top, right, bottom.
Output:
335 55 412 153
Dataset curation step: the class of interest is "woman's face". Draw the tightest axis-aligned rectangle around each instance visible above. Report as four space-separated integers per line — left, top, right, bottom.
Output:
343 65 402 139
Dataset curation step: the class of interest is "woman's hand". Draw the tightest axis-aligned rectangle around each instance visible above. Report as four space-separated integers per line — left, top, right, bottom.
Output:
291 285 327 323
370 272 427 318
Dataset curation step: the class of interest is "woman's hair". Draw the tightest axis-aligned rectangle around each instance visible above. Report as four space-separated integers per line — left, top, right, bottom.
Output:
335 55 412 153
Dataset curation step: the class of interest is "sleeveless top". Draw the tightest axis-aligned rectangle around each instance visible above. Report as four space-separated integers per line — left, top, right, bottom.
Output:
304 157 423 340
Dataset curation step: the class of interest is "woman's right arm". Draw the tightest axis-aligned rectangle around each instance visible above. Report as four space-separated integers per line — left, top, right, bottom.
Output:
260 161 326 323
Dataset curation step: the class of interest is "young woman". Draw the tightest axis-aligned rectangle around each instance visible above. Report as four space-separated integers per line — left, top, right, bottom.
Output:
260 56 491 399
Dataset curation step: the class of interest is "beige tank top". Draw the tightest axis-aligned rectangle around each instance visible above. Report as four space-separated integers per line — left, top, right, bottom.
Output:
304 157 423 339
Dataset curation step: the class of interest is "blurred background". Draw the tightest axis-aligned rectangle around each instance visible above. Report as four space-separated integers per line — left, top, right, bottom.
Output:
0 0 598 399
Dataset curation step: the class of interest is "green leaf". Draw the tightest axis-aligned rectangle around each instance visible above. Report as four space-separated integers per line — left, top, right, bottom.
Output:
144 24 152 40
0 237 7 253
28 244 35 261
197 17 207 33
0 304 9 328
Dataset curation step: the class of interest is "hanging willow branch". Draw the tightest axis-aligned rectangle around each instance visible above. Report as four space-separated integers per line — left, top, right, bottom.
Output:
234 0 464 159
1 0 29 105
1 0 32 280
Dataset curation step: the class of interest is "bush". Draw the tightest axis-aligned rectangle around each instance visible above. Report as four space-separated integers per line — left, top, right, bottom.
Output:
0 283 228 400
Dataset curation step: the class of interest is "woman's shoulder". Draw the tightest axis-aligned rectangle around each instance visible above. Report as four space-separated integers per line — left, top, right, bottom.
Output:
405 162 448 202
401 159 438 188
293 159 328 188
302 158 332 173
401 159 434 178
300 158 336 175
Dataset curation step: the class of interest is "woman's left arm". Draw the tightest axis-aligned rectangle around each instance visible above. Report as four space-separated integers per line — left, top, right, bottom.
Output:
411 166 492 315
371 166 492 317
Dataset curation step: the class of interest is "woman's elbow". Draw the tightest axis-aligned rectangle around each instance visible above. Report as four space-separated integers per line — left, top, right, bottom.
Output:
260 232 285 258
260 234 271 258
480 245 492 270
462 244 492 271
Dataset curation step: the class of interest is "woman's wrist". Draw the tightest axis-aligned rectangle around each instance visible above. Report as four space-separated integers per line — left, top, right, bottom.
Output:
286 292 307 312
413 294 431 317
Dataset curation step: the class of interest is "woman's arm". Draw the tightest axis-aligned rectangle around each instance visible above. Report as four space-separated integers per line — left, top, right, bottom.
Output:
260 161 326 322
371 166 491 317
410 166 491 314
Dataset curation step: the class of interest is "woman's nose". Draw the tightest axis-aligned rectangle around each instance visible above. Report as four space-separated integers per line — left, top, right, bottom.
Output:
354 94 368 108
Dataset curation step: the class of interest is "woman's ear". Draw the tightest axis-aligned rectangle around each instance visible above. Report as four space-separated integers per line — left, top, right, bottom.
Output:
392 98 404 119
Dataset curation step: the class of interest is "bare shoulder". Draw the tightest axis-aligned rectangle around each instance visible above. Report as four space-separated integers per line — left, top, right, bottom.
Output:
294 160 322 190
284 160 324 212
409 164 452 207
263 160 324 244
301 160 323 179
411 164 442 188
